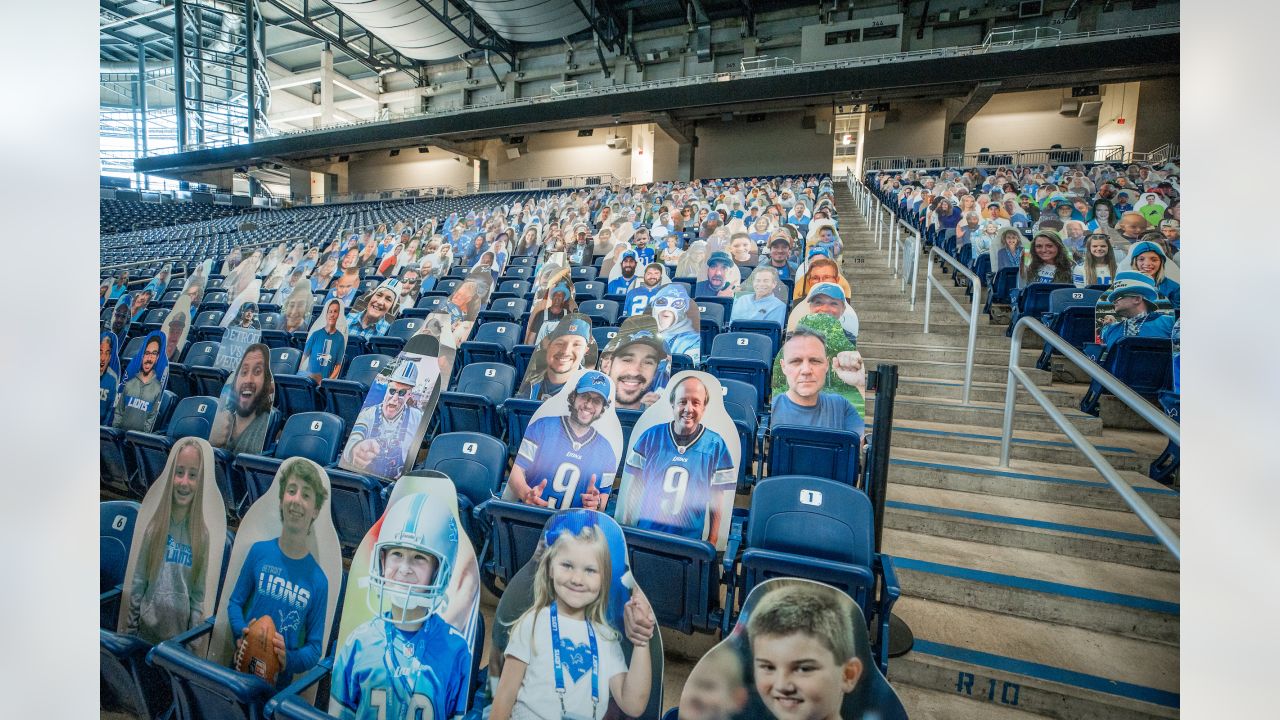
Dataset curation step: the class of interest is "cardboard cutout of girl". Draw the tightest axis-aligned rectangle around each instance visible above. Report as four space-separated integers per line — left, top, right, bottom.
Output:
518 315 600 400
302 298 349 382
209 458 342 691
679 578 906 720
329 475 481 720
162 296 193 361
339 335 446 481
112 330 170 433
612 371 741 550
100 330 122 424
119 437 227 647
486 510 661 720
209 343 275 456
505 369 624 510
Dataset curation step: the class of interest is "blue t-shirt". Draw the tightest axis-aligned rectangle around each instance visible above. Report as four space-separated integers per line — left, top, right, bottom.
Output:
634 246 656 264
770 392 864 436
100 369 119 423
330 614 470 720
227 539 329 689
621 424 735 540
624 285 659 317
1100 312 1175 350
302 328 346 377
515 416 618 508
607 275 636 295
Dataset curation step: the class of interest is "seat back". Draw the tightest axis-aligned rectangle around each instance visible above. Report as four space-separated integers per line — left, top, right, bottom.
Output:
274 412 345 465
385 317 421 340
1017 283 1072 316
710 331 772 364
694 301 726 330
344 353 394 386
1048 287 1103 314
486 297 527 319
166 395 219 440
719 377 761 419
453 362 517 401
591 326 620 350
571 266 598 281
419 432 507 509
269 347 301 376
574 280 605 300
101 500 141 592
257 312 282 331
497 279 531 296
326 467 387 556
182 340 220 367
988 266 1019 304
416 295 450 314
767 426 861 487
580 299 619 327
121 336 146 364
472 321 520 351
1107 336 1174 397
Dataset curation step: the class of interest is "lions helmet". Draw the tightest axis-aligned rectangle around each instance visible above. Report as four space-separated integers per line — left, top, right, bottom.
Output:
366 492 457 624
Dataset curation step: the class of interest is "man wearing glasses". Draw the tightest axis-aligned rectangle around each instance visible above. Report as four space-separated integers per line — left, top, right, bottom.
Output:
342 360 428 479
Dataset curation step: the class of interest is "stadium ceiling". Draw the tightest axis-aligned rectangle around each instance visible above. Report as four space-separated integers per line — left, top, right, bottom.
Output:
101 0 807 80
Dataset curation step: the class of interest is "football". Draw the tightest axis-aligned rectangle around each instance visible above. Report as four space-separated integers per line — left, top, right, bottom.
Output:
235 615 282 684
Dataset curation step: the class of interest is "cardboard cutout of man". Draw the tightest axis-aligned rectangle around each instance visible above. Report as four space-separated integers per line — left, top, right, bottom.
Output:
209 343 275 455
163 297 193 361
623 262 668 317
518 315 597 400
694 251 740 298
303 298 349 382
598 316 670 411
340 357 433 480
771 326 865 437
731 266 787 325
100 331 122 424
649 283 702 364
113 330 170 433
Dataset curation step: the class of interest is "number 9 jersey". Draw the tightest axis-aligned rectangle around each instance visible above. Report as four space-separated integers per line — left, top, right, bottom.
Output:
514 415 619 509
620 423 735 540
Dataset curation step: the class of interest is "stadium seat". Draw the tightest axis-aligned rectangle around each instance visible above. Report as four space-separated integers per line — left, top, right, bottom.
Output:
579 299 620 327
501 398 543 459
767 425 862 487
497 279 531 297
481 498 555 585
320 353 394 430
100 390 177 498
984 267 1019 316
573 280 605 302
477 296 527 325
591 326 620 350
268 346 301 377
415 432 508 545
1036 288 1105 370
616 408 643 452
436 278 462 296
501 266 532 281
511 344 535 380
367 316 421 356
737 475 899 673
719 378 763 485
415 295 450 315
622 525 721 634
120 336 146 365
438 362 517 437
459 321 519 366
727 318 783 360
571 266 598 281
233 412 345 509
99 500 140 596
1008 283 1073 337
1080 336 1174 416
705 332 773 403
326 467 388 556
694 297 731 327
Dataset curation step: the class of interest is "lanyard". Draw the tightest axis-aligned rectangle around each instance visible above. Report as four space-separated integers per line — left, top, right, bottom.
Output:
381 621 423 700
549 600 599 720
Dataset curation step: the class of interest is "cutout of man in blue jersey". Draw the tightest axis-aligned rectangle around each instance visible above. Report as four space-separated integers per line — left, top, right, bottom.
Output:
330 493 471 720
507 371 619 510
342 360 426 479
616 375 735 542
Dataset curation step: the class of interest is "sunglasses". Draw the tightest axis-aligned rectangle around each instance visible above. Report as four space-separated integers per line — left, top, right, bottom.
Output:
386 387 411 397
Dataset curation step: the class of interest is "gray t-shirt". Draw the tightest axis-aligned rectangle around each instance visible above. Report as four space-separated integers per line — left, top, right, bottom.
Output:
770 392 864 436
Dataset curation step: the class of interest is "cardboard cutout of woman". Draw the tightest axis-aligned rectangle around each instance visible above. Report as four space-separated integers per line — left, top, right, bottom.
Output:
679 578 906 720
612 371 741 550
649 283 703 364
597 315 671 411
329 475 481 720
119 437 227 647
444 270 495 347
210 457 342 691
485 510 660 720
339 335 445 481
518 315 600 400
100 330 122 424
346 278 403 339
162 296 193 361
676 240 710 279
209 343 275 456
112 330 170 433
302 298 350 382
505 369 624 510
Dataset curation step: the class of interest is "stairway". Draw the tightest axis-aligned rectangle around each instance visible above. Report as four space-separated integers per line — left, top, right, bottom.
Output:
832 183 1180 719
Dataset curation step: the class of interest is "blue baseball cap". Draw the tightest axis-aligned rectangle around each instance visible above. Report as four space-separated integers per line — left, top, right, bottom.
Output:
550 316 592 342
621 250 638 261
707 251 734 267
808 282 846 302
574 370 612 400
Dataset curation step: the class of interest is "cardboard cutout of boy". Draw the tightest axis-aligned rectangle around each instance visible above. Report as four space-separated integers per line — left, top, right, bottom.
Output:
209 457 342 691
329 475 480 720
112 330 170 433
485 510 661 720
679 578 906 720
504 369 624 510
612 371 740 550
119 437 227 647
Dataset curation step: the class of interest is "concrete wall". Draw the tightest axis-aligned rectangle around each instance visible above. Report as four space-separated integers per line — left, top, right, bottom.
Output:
862 101 946 158
345 150 474 194
483 128 634 182
692 109 834 178
1095 82 1141 155
965 89 1100 154
652 127 680 182
1133 77 1180 152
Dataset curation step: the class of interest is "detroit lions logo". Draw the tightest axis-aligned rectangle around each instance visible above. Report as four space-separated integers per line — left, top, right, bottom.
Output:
557 637 594 684
276 609 303 637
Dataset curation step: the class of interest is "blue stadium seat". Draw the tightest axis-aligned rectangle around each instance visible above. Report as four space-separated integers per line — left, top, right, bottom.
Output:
415 295 450 315
269 346 301 377
1007 283 1073 336
274 371 321 417
438 363 517 437
694 297 731 325
737 476 899 673
622 526 721 634
482 498 555 585
591 326 620 351
727 319 783 360
497 279 531 297
573 280 606 302
1080 337 1174 416
367 317 422 356
616 408 643 453
767 425 861 487
984 267 1019 316
326 467 388 556
257 312 282 331
695 302 725 357
147 620 285 720
719 378 762 485
100 500 140 595
183 341 228 397
501 266 532 281
233 412 345 509
320 353 393 430
477 296 527 325
704 332 773 403
459 321 519 366
1036 288 1104 370
416 432 508 546
436 278 462 296
579 299 620 327
571 266 598 281
501 398 543 459
120 336 146 365
99 390 175 497
511 344 535 380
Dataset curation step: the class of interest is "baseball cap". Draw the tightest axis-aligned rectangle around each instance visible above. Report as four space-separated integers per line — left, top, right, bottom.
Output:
769 236 791 248
549 316 592 342
621 250 638 261
808 282 846 302
707 251 733 267
574 370 612 400
608 326 667 355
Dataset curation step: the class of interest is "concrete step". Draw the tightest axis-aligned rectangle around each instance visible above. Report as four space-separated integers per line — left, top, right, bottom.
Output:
884 484 1179 572
888 424 1156 473
872 398 1103 437
884 529 1179 645
886 448 1180 518
896 377 1083 409
868 358 1053 385
859 341 1041 367
894 684 1056 720
862 319 1011 337
860 330 1018 351
891 597 1179 720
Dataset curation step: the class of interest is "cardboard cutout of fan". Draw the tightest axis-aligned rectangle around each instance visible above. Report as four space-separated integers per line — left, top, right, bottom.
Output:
649 282 703 365
328 474 481 719
597 315 672 412
301 298 349 382
209 343 275 456
679 578 907 720
112 330 170 433
612 371 740 550
731 265 789 326
209 457 342 690
117 437 227 648
482 510 663 720
770 313 867 436
504 369 624 510
338 334 446 481
162 296 193 361
524 265 577 346
100 330 122 424
517 314 600 400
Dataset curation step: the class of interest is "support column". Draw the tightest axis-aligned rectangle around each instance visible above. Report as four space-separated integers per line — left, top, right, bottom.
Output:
319 44 335 127
677 141 695 182
173 0 187 148
244 0 256 141
943 81 1000 161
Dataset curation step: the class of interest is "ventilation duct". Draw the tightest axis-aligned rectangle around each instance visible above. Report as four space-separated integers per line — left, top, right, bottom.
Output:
466 1 589 42
327 0 475 61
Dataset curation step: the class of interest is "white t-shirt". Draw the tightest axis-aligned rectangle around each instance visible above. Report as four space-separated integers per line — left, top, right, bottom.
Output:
505 607 628 720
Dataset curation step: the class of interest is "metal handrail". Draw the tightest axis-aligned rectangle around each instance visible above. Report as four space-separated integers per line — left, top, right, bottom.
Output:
864 144 1127 171
1000 317 1179 560
897 219 922 310
922 246 981 403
